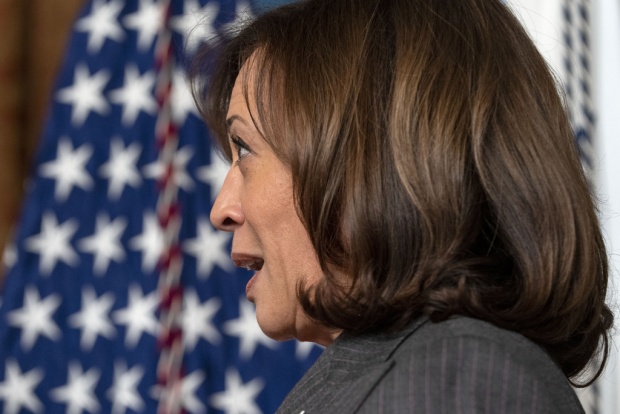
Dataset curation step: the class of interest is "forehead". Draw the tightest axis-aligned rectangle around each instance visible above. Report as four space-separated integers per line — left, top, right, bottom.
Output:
227 55 261 125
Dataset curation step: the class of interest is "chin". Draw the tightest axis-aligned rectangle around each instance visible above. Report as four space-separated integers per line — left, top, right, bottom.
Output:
255 312 296 342
258 324 296 342
261 317 336 347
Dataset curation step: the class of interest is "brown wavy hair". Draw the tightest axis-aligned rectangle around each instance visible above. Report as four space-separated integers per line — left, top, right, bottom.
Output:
191 0 613 385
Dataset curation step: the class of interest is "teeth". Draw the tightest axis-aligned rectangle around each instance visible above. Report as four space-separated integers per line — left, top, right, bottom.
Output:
241 260 264 271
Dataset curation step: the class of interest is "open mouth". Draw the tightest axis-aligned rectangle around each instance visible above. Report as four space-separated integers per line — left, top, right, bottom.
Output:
232 256 264 272
243 259 263 271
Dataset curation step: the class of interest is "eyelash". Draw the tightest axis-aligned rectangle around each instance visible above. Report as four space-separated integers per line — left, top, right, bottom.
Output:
230 135 251 162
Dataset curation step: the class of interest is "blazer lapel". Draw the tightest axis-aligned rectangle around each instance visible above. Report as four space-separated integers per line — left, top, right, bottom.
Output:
278 317 429 414
318 317 429 413
327 359 396 414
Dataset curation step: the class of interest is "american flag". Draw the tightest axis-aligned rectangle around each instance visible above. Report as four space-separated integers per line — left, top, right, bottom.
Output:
0 1 321 413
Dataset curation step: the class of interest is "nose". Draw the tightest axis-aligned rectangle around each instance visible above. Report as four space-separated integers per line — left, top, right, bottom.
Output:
210 167 244 232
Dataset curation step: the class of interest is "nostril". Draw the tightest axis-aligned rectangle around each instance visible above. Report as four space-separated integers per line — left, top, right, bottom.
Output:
222 217 237 227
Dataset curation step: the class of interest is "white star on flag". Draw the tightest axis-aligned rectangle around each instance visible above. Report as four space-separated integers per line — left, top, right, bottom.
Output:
184 217 233 278
50 362 101 414
295 341 320 361
2 240 17 270
24 211 79 275
0 359 44 414
113 284 159 348
75 0 125 53
39 137 94 202
210 369 264 414
129 212 164 272
181 370 207 413
197 149 230 202
172 68 201 125
109 64 157 126
150 369 206 414
99 137 143 200
68 287 116 351
106 360 145 414
170 0 220 54
123 0 162 52
7 286 61 351
56 64 111 126
221 0 256 35
143 145 195 191
224 299 279 359
78 213 127 275
183 289 222 350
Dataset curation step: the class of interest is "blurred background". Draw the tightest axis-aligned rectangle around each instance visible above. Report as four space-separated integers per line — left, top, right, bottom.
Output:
0 0 618 413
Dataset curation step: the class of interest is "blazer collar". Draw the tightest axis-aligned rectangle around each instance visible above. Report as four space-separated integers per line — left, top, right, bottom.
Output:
327 316 430 376
276 316 430 414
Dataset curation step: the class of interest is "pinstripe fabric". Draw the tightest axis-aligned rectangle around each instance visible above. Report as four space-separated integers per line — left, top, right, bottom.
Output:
277 317 585 414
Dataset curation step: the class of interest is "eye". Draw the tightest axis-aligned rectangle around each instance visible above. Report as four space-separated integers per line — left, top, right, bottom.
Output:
230 135 251 162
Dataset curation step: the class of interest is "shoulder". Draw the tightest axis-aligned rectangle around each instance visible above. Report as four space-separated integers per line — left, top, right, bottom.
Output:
396 317 563 379
400 316 551 363
362 317 585 414
278 317 586 414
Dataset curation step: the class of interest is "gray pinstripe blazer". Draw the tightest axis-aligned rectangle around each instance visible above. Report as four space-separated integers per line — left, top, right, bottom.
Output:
277 317 584 414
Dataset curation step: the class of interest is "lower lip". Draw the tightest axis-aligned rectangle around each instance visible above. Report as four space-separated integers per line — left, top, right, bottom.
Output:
246 271 259 300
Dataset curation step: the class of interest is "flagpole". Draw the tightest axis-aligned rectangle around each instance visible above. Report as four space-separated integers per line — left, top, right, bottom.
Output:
154 1 185 413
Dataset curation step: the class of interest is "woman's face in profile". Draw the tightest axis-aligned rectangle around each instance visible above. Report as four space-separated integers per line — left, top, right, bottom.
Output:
210 60 336 345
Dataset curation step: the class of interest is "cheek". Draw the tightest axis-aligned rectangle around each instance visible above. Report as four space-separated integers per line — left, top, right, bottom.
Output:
287 234 322 283
277 222 324 318
241 175 291 230
252 191 321 297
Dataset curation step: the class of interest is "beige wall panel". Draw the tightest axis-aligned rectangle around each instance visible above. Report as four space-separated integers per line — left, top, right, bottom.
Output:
0 0 26 281
0 0 83 283
25 0 84 162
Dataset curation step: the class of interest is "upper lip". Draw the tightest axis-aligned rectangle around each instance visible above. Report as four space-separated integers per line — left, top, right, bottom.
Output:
231 253 264 271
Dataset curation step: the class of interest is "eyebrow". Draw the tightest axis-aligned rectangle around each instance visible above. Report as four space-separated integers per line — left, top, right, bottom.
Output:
225 115 249 133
